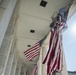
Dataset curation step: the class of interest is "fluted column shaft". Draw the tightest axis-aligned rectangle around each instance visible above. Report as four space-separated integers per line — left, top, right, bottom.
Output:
37 48 42 75
42 45 48 75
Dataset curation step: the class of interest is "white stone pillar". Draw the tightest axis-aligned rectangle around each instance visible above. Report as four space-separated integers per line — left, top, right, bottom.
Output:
37 48 42 75
18 65 22 75
15 60 22 75
23 68 27 75
0 38 9 75
60 52 68 75
4 52 14 75
10 53 18 75
42 45 48 75
37 31 50 75
41 31 51 75
20 66 25 75
0 0 17 47
0 36 14 75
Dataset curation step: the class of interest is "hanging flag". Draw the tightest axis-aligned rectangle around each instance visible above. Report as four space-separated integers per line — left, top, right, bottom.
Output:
56 37 63 72
42 26 64 75
42 4 70 74
24 36 46 61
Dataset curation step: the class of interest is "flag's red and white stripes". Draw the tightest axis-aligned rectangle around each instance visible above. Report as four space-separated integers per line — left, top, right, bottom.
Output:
24 42 41 61
43 26 64 75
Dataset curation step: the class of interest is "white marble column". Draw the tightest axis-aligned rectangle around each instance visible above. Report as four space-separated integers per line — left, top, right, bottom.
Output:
23 68 27 75
0 35 15 75
60 52 68 75
20 66 25 75
42 45 48 75
10 53 18 75
4 51 14 75
37 48 42 75
18 65 22 75
41 31 51 75
15 60 22 75
0 0 17 47
0 37 10 75
37 31 50 75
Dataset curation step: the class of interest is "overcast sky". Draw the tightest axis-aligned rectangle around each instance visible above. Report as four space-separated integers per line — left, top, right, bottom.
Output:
63 13 76 71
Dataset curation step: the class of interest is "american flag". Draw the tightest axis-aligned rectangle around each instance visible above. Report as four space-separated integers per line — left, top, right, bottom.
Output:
43 21 65 75
24 36 46 61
